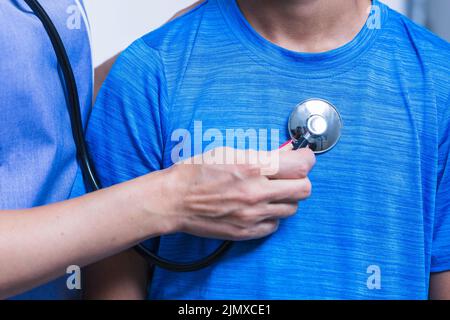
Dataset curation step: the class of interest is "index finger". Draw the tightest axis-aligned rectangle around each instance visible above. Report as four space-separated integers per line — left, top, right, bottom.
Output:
267 148 316 180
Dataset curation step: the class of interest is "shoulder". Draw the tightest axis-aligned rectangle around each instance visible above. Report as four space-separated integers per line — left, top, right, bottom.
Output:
114 1 214 97
384 5 450 52
383 6 450 115
139 0 210 53
385 7 450 84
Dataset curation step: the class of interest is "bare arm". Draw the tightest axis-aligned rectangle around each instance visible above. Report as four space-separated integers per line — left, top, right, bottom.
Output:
0 148 315 299
0 170 170 299
429 272 450 300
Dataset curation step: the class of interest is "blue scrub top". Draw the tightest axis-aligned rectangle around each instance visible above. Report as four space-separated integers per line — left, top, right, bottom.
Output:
0 0 92 299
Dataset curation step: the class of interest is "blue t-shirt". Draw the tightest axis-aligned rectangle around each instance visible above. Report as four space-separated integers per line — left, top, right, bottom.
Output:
0 0 92 299
86 0 450 299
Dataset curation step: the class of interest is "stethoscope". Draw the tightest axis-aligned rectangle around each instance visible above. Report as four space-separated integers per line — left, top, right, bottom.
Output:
25 0 343 272
285 98 343 153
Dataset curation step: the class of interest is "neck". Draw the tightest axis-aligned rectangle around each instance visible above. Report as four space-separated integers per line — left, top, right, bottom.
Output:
237 0 373 53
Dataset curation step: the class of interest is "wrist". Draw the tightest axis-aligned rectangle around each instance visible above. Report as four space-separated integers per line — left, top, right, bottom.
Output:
159 164 190 234
135 166 188 236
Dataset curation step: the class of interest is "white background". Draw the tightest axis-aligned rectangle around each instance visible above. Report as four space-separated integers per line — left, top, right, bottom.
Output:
83 0 195 66
82 1 425 67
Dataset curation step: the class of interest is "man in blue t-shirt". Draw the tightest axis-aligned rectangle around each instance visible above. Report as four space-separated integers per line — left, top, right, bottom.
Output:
83 0 450 300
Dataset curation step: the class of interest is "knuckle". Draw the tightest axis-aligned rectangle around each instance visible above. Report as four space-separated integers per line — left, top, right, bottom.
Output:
292 161 311 179
303 148 317 164
240 227 258 240
297 163 309 178
243 220 281 239
298 149 316 168
216 204 230 217
240 189 262 205
236 210 257 225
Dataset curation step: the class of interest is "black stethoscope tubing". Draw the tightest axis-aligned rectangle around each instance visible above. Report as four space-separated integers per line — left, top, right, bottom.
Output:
24 0 233 272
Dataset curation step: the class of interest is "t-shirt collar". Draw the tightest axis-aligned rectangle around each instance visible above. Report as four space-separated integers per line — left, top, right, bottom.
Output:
215 0 389 78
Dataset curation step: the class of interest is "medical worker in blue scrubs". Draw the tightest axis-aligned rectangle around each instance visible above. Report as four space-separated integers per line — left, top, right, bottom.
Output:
83 0 450 300
0 0 315 300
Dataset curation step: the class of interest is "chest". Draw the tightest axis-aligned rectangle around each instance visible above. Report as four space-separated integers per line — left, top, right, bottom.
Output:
162 61 439 215
168 63 435 155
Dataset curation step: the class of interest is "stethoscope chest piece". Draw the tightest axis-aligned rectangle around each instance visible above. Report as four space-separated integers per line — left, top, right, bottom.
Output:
289 98 343 154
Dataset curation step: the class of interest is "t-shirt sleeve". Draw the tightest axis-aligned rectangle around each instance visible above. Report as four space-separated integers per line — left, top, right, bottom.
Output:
85 38 169 189
431 94 450 273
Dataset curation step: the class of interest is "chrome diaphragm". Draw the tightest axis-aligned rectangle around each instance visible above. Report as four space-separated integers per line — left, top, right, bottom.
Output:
288 98 343 154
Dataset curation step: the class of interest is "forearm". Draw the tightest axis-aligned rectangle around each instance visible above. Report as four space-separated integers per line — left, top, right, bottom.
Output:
0 148 315 299
0 170 174 299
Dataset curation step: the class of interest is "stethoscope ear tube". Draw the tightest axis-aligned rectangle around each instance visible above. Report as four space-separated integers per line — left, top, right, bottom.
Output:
24 0 101 192
26 0 233 272
134 241 234 272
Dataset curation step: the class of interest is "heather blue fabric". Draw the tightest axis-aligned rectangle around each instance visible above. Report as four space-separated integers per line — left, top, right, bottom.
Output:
86 0 450 299
0 0 92 299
